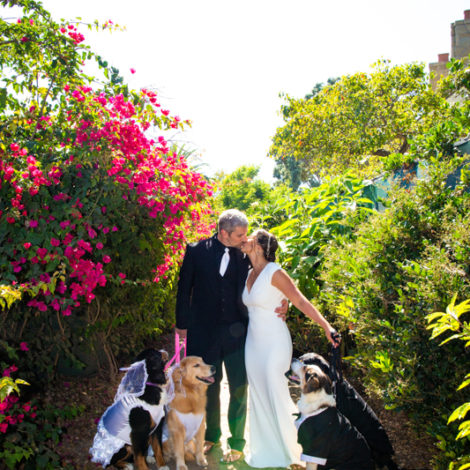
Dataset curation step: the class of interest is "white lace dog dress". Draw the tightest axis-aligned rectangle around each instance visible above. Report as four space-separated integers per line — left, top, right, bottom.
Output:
89 360 166 467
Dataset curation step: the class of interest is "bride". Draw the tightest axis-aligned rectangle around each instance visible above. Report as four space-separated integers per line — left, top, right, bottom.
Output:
241 229 339 468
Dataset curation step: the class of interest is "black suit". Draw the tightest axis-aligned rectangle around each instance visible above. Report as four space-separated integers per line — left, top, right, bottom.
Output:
175 234 250 451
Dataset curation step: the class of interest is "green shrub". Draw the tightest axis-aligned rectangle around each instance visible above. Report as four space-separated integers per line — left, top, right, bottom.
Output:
319 157 470 467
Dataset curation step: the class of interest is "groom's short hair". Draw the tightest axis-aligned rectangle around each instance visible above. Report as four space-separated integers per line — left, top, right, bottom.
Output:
218 209 248 234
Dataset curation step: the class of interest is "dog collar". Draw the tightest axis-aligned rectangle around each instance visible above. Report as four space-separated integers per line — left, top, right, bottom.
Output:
146 381 160 387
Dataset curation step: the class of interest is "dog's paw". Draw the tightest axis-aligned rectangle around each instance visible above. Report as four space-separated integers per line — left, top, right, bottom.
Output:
196 455 208 467
124 464 134 470
158 466 170 470
177 465 188 470
146 455 156 464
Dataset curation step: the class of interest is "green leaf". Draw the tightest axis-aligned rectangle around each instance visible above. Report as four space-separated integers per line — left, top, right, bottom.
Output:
0 88 7 111
448 403 470 423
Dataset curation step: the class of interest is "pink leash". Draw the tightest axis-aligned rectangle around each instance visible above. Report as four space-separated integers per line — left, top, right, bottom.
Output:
164 332 186 371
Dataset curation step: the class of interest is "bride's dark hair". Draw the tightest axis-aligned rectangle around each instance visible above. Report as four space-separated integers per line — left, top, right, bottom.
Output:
255 229 278 262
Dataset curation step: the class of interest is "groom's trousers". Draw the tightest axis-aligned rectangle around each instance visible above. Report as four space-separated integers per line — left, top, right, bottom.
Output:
189 322 248 452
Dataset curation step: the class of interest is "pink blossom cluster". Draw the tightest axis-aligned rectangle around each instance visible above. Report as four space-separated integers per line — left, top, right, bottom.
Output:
0 80 213 317
59 23 85 45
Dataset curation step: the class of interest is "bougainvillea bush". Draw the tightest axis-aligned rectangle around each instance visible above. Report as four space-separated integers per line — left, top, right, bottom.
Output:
0 0 213 384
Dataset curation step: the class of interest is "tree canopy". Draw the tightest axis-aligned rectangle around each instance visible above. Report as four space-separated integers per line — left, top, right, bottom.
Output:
270 61 449 182
214 165 271 212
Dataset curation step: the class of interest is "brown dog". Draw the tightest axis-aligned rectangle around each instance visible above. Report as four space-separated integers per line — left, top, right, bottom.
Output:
163 356 215 470
289 358 374 470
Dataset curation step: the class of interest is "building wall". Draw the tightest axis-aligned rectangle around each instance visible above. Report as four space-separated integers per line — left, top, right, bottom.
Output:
451 11 470 59
429 10 470 90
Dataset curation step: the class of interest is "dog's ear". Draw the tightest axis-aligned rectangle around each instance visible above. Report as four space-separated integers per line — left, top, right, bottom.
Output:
318 371 332 395
303 366 332 395
303 368 321 394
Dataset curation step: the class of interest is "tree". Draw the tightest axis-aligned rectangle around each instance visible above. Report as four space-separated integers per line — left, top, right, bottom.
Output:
273 78 338 190
269 61 449 180
214 165 271 212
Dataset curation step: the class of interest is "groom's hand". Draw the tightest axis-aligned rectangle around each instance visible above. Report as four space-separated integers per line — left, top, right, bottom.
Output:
275 298 289 321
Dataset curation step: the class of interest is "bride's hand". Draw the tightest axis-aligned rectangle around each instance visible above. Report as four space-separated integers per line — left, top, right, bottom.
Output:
326 328 341 347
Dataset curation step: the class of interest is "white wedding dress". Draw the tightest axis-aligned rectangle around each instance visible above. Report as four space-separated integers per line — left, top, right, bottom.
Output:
243 262 302 468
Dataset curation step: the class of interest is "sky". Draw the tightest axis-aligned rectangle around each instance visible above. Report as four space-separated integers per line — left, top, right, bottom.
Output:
31 1 470 180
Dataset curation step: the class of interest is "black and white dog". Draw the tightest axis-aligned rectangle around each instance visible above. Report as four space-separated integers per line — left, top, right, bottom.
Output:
299 352 399 470
290 357 374 470
90 348 169 470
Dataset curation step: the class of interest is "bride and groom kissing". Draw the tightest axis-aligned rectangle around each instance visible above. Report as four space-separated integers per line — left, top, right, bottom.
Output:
175 209 340 468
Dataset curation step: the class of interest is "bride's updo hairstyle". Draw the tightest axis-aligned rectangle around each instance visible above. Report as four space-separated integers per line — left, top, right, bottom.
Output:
255 229 278 262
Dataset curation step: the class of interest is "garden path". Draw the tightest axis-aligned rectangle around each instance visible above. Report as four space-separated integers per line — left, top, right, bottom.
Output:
55 365 435 470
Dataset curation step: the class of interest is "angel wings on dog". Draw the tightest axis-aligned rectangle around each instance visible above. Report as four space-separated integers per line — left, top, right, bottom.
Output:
89 349 169 469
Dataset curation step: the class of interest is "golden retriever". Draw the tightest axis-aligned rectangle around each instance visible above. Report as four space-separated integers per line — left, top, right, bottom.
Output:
163 356 215 470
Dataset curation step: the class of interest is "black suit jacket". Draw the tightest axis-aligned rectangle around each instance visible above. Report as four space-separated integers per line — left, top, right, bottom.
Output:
175 234 250 359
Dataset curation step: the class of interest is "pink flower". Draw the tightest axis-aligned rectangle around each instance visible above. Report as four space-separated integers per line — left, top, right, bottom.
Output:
23 404 31 412
0 423 8 433
56 281 67 294
96 242 103 250
20 342 29 351
130 68 136 74
62 307 72 317
6 217 15 224
37 247 47 259
10 143 19 152
23 242 31 249
102 255 111 263
50 238 60 247
29 220 38 228
118 273 126 279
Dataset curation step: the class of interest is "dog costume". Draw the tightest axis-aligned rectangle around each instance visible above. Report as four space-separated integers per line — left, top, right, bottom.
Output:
295 406 374 470
90 360 166 467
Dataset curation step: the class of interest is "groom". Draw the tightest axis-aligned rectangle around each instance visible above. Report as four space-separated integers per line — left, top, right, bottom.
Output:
175 209 288 460
175 209 251 459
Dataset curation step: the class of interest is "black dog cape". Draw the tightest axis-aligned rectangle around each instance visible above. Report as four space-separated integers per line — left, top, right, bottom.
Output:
300 352 399 470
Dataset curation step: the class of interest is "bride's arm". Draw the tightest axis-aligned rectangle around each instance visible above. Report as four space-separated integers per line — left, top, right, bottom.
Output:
271 269 338 346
